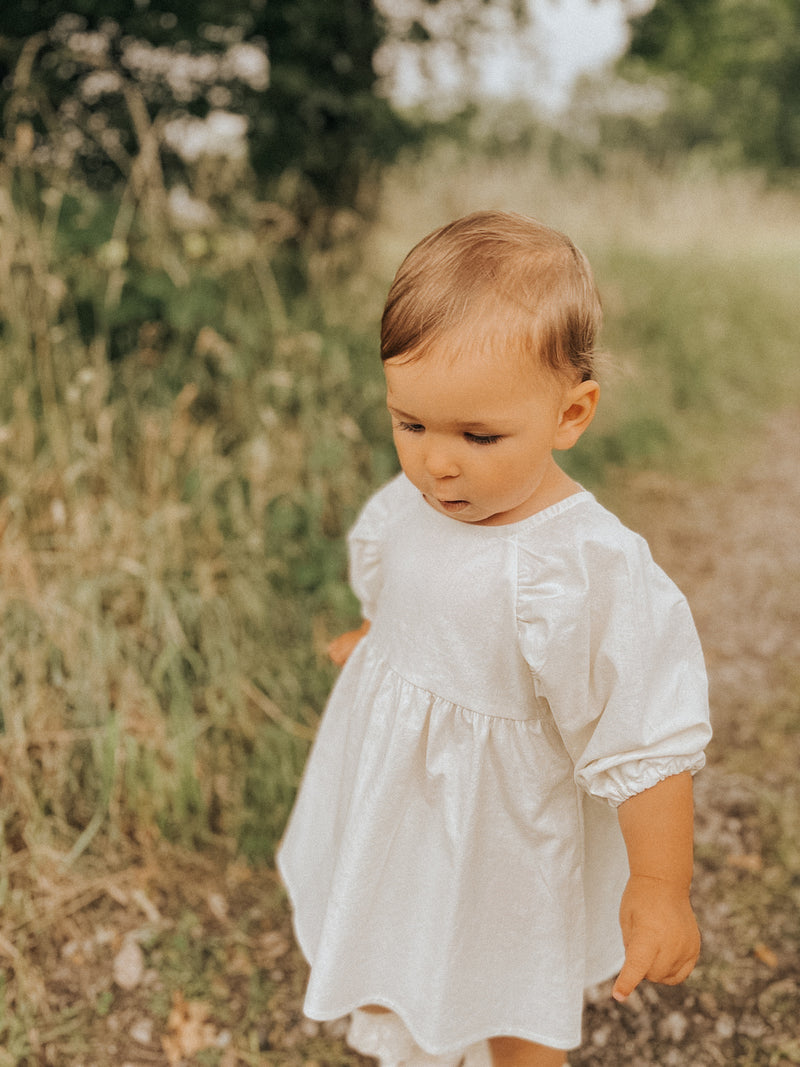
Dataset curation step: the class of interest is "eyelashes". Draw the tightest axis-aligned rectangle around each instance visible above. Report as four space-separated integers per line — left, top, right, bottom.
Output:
394 422 502 446
465 433 501 445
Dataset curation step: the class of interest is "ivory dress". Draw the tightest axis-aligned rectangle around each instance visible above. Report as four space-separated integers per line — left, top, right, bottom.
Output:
277 473 711 1054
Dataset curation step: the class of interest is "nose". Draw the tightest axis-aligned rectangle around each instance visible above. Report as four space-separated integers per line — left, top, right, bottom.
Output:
424 437 459 479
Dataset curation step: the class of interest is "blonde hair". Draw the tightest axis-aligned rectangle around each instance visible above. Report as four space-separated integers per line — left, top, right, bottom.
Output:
381 210 602 381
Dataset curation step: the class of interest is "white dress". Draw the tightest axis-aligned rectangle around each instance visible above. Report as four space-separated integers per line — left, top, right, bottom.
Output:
277 474 711 1053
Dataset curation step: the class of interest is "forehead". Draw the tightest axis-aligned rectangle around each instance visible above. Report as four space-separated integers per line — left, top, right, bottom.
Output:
384 342 557 423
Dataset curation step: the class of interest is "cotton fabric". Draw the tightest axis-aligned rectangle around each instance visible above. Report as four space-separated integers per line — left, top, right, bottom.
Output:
278 474 711 1053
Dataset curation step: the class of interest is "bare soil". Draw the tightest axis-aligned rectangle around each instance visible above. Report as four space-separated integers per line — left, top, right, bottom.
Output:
7 412 800 1066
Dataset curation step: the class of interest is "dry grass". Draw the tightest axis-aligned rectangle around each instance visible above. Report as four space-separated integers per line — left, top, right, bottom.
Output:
365 146 800 483
369 145 800 262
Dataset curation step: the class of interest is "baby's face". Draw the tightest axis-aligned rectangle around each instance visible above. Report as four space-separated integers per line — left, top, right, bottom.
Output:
384 342 586 526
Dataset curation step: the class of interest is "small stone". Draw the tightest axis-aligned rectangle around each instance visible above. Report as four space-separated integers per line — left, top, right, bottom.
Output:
623 988 645 1013
324 1017 350 1039
300 1018 320 1038
113 937 145 991
715 1014 735 1039
130 1018 153 1045
61 940 79 960
590 1024 611 1048
207 891 228 922
737 1014 767 1039
261 931 290 961
659 1011 689 1043
698 992 718 1015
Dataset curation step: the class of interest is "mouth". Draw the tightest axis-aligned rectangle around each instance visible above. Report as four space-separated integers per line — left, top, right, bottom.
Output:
434 498 470 514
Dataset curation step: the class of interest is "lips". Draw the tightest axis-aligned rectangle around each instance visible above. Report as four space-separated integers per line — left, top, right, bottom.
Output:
422 492 472 516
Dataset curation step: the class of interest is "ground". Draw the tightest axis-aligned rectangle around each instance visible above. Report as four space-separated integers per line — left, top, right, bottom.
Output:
4 412 799 1066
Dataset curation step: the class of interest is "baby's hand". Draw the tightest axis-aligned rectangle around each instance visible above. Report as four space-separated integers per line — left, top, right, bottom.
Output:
327 620 371 666
612 874 701 1003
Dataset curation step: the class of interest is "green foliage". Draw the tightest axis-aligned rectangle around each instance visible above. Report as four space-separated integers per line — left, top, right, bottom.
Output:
566 240 800 481
616 0 800 176
252 0 420 227
0 1 419 229
374 145 800 481
0 73 391 861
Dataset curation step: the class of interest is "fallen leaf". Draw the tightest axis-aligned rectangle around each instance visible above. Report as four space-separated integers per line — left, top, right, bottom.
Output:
162 991 219 1065
754 942 779 968
727 853 763 872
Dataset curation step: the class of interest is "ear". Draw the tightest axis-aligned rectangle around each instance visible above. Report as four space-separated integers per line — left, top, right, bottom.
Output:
553 380 600 450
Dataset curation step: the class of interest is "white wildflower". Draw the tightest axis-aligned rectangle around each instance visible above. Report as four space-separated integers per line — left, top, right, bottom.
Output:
168 185 217 230
80 70 123 103
52 13 87 40
222 42 269 90
67 30 110 62
163 110 248 162
166 51 220 101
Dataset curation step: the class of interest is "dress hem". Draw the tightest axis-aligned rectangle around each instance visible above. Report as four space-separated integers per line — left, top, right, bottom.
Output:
277 853 620 1055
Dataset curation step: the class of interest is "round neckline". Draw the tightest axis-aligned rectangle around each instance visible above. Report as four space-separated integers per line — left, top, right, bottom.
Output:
402 475 594 535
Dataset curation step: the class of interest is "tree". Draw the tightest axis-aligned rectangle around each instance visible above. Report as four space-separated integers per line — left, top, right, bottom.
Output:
0 0 418 228
618 0 800 174
252 0 416 223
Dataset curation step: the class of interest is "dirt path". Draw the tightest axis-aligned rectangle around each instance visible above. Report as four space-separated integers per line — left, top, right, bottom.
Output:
579 407 800 1066
610 408 800 741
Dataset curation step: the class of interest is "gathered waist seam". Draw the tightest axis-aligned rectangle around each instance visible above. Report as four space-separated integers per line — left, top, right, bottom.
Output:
365 649 545 726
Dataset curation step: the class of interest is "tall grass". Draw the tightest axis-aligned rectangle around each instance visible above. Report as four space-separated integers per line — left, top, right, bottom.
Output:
0 132 383 874
368 146 800 479
1 135 799 888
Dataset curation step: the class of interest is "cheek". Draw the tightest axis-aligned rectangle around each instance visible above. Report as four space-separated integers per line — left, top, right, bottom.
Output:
392 432 418 470
392 430 408 454
485 446 539 491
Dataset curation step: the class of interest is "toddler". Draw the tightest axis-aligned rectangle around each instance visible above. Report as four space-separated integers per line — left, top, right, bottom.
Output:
278 211 711 1066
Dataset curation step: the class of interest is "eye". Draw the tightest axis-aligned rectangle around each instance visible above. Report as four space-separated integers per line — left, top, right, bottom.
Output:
465 433 502 445
396 420 424 434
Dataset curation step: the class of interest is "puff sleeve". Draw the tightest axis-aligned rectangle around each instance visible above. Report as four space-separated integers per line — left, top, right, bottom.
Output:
517 526 711 807
346 476 399 620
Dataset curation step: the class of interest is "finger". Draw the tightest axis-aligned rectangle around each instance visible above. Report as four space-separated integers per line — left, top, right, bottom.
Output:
657 955 698 987
327 637 350 665
644 932 700 986
612 939 659 1003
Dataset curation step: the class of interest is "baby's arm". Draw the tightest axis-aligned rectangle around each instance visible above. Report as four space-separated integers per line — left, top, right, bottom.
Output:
327 620 371 666
612 771 700 1003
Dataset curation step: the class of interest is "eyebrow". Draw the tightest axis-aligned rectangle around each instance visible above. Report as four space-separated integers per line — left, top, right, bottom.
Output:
387 405 506 433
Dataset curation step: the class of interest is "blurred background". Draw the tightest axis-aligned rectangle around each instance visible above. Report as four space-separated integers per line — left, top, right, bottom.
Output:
0 2 799 1063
